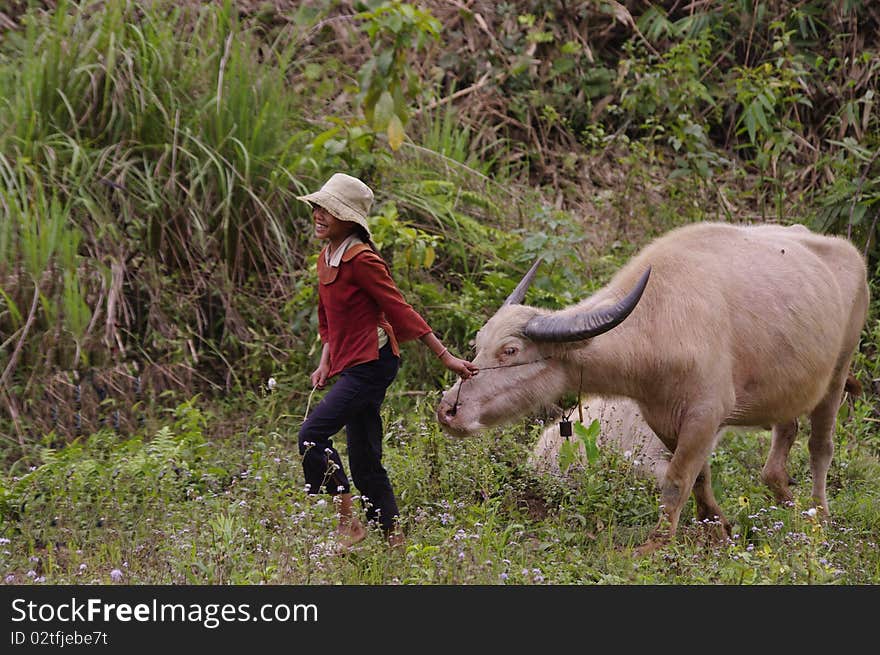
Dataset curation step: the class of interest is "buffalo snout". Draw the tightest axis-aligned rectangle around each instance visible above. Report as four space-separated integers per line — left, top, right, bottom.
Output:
436 398 456 425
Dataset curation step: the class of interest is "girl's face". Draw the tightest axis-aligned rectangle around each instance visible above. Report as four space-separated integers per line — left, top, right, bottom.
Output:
313 206 354 244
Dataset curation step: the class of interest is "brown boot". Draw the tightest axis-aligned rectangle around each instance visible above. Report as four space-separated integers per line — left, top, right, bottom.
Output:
387 526 406 550
334 493 367 551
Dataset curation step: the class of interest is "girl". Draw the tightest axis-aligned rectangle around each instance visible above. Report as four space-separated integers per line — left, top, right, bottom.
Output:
297 173 478 549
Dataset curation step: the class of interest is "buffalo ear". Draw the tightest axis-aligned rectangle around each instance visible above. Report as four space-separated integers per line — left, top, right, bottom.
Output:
502 258 543 307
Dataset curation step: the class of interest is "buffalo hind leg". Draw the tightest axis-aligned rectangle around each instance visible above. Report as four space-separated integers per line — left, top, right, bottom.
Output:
808 378 847 520
692 460 731 541
637 409 723 555
761 420 798 504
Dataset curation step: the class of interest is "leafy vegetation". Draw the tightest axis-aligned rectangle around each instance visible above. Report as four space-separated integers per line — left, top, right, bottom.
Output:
1 0 878 584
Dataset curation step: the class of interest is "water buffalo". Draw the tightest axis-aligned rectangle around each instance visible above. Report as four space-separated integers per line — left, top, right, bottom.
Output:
437 222 869 553
528 395 670 483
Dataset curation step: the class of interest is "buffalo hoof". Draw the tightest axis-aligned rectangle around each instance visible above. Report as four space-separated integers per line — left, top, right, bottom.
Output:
634 537 669 557
698 515 732 543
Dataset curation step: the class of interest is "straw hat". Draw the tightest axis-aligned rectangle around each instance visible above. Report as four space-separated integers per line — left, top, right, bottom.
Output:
297 173 374 236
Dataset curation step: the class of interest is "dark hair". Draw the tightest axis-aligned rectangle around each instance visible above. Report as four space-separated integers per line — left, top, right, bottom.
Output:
354 224 378 252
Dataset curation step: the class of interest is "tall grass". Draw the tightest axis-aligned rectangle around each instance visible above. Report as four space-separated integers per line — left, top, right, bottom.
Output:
2 0 309 277
0 1 321 436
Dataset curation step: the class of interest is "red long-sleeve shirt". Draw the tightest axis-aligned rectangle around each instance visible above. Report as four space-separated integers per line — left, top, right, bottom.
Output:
317 244 432 378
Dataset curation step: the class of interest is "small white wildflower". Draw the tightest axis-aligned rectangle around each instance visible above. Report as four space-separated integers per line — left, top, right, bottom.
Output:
806 508 818 518
4 574 14 583
109 569 123 583
26 570 36 578
316 499 327 507
79 563 87 572
35 576 45 583
623 450 632 460
267 377 277 391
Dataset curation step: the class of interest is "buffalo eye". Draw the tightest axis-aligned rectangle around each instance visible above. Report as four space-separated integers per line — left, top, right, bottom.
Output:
502 346 517 357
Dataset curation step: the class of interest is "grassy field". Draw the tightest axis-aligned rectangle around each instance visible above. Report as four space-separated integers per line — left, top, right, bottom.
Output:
2 385 879 585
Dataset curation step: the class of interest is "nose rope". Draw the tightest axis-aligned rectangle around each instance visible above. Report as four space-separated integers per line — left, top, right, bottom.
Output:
449 356 552 416
451 378 464 416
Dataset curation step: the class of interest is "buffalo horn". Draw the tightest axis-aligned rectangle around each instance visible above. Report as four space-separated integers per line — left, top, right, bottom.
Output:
502 257 543 307
523 266 652 342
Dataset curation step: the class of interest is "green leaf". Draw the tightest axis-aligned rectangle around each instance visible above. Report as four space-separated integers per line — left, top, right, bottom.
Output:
373 90 395 131
304 63 323 80
311 126 341 150
63 270 91 343
743 109 757 144
0 286 22 328
375 49 393 77
574 419 601 464
850 203 868 226
751 100 770 135
387 113 405 150
551 57 575 76
558 440 576 472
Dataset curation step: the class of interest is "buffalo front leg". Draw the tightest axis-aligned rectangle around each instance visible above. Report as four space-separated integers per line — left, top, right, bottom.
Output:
761 419 798 504
637 410 723 555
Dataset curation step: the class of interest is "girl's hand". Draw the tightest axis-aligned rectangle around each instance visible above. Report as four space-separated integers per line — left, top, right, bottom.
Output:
310 364 330 389
440 351 479 379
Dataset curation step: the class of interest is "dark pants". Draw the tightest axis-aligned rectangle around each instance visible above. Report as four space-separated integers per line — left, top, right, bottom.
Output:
298 344 401 534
